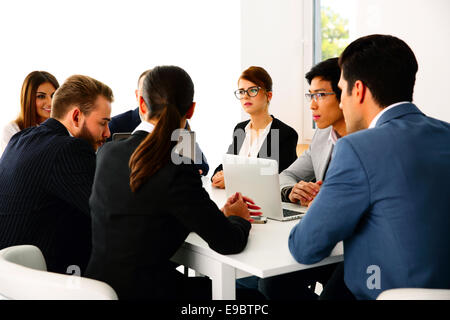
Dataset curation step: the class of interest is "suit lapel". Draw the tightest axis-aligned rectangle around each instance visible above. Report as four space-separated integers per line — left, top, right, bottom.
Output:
316 139 333 181
234 121 248 154
257 116 277 158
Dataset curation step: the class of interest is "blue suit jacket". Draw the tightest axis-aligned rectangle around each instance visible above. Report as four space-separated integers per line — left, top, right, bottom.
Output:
288 103 450 299
108 107 141 136
108 107 209 175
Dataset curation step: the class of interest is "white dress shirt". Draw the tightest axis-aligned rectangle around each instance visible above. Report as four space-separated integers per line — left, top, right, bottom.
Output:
132 121 155 134
0 121 20 156
238 120 273 158
328 128 341 146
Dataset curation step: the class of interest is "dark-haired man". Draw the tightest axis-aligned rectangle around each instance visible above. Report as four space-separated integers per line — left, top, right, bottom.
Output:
237 58 344 300
289 34 450 300
107 70 150 137
280 57 346 205
0 75 113 275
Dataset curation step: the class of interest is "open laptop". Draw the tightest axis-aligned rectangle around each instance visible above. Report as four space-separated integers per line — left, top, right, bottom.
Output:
222 154 307 221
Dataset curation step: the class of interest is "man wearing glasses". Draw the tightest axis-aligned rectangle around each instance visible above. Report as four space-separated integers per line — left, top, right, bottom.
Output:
257 58 344 300
289 34 450 300
280 57 346 206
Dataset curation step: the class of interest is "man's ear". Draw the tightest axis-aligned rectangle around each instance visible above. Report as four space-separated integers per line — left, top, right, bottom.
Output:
354 80 367 104
185 102 196 119
139 96 148 118
266 91 273 102
71 108 82 128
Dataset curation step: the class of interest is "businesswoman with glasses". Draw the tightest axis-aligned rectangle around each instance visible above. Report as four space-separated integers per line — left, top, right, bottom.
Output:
211 66 298 189
86 65 260 300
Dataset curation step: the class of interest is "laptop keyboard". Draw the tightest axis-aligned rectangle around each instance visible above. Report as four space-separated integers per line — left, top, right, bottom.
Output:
282 208 303 217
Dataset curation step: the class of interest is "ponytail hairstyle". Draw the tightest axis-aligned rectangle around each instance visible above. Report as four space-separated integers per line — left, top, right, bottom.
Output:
129 66 194 192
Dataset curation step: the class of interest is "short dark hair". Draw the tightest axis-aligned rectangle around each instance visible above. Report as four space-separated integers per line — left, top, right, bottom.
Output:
305 57 341 101
51 75 113 119
338 34 418 107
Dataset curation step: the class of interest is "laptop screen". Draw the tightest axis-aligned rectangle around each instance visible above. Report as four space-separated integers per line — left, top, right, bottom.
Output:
222 154 283 219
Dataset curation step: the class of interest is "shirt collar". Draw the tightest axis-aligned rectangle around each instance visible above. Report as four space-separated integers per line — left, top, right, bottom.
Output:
328 128 341 145
132 121 155 134
244 119 273 134
369 101 410 129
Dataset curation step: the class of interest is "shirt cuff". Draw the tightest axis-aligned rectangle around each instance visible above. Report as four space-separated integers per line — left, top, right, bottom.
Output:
281 186 294 202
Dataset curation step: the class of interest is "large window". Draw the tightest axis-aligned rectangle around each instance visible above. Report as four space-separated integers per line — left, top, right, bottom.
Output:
306 0 355 131
0 0 241 170
317 0 356 63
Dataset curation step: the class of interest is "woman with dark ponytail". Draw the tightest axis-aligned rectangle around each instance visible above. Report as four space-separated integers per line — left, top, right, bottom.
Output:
86 66 260 300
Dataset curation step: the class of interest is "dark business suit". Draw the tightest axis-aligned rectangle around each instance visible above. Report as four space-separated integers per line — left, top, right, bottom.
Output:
86 130 251 300
0 118 95 275
213 116 298 176
289 103 450 299
107 107 141 137
108 107 210 175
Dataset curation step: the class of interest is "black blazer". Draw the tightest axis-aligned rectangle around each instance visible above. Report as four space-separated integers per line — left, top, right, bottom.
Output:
0 118 95 274
108 107 210 175
213 116 298 176
86 131 251 300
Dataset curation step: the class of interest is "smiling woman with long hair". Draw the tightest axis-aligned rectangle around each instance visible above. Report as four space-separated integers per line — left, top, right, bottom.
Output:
1 71 59 154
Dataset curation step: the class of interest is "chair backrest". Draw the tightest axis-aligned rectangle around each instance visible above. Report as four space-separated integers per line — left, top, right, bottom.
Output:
377 288 450 300
0 245 47 271
0 245 118 300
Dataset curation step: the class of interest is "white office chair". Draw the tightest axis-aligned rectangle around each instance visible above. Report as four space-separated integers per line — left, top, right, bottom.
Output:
377 288 450 300
0 245 118 300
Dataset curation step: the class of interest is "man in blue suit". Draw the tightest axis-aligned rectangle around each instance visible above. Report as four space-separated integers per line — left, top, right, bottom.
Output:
288 34 450 300
108 69 210 175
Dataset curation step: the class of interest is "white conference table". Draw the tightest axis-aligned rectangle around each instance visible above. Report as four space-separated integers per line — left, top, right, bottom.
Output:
171 178 344 300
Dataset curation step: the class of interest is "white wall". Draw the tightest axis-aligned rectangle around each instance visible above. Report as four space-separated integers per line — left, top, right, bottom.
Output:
240 0 313 143
354 0 450 122
2 0 447 169
239 0 450 149
0 0 242 173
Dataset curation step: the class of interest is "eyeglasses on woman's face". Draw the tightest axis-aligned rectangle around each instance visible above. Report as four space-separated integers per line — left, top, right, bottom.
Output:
305 92 335 102
234 86 262 100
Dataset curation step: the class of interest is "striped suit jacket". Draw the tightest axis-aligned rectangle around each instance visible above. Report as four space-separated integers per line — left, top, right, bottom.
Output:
0 118 95 275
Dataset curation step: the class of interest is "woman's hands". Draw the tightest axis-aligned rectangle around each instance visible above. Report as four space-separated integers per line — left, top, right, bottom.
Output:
221 192 262 222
